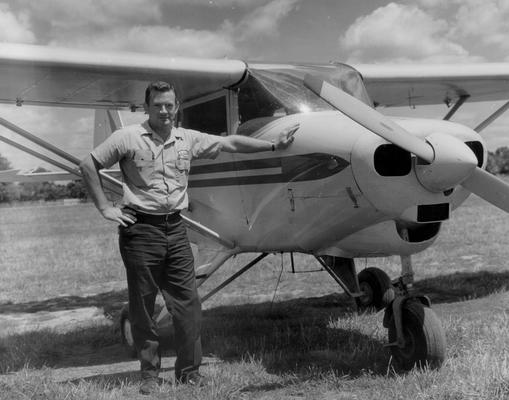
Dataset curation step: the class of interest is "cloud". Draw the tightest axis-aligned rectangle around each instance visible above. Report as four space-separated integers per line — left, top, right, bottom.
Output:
17 0 161 31
234 0 299 42
167 0 268 6
411 0 509 60
451 0 509 51
339 3 479 63
33 0 297 59
49 25 236 58
4 0 298 59
0 3 35 43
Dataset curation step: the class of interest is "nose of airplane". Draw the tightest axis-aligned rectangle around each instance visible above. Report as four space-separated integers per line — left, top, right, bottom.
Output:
305 73 509 214
414 132 479 192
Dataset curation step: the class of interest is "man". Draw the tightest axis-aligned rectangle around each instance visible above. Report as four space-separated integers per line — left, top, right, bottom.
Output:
80 81 296 395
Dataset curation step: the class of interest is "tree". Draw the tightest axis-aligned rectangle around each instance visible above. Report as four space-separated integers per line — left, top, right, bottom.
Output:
66 180 88 199
486 151 500 174
0 153 14 203
0 154 11 171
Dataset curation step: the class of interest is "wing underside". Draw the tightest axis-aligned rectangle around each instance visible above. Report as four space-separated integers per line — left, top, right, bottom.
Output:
354 63 509 108
0 43 247 110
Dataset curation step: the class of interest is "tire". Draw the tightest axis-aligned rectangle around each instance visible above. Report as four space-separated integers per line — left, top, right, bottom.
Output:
119 300 174 358
119 307 137 359
388 300 446 371
356 267 394 312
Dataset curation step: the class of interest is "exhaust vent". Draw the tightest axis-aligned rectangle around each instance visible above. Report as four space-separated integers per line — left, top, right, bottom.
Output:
396 221 441 242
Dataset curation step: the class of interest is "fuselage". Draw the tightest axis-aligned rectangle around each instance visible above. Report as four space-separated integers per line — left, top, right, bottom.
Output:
185 110 484 257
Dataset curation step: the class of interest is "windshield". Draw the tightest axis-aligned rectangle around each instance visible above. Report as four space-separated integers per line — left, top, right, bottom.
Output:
236 63 372 135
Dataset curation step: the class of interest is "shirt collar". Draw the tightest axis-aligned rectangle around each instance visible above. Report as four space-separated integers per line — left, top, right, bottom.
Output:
141 120 182 145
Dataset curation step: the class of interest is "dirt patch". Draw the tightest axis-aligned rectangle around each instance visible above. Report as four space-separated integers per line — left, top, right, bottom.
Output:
0 307 112 337
50 355 221 383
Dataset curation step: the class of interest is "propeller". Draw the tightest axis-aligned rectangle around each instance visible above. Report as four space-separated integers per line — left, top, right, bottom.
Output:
304 74 509 213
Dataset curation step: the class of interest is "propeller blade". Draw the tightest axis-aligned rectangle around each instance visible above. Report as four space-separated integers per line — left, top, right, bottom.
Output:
304 74 435 163
461 168 509 213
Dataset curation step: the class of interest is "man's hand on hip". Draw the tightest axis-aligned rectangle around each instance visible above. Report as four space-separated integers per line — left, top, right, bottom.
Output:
100 206 137 226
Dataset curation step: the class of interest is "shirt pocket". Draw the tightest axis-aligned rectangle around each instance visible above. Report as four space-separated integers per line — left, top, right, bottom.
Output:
130 150 154 187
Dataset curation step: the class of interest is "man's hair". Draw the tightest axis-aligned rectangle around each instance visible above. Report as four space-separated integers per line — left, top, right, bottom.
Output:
144 81 177 105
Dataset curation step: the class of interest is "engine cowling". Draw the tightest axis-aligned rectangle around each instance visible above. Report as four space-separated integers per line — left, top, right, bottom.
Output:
350 117 485 224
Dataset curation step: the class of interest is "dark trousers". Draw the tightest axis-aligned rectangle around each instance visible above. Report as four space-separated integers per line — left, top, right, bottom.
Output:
119 214 202 380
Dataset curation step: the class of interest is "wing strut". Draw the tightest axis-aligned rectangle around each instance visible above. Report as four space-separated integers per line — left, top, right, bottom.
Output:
443 95 469 121
0 117 82 165
200 253 269 302
0 116 123 194
474 100 509 133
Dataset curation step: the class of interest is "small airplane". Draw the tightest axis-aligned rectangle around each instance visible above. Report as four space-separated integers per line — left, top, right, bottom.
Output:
2 42 509 371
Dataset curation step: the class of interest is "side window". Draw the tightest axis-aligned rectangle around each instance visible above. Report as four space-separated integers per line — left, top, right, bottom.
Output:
238 75 284 123
181 96 227 136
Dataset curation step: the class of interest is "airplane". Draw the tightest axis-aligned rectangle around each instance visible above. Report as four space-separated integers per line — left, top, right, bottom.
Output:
2 42 509 371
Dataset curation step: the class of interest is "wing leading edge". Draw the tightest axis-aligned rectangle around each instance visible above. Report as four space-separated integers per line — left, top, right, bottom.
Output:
0 43 247 109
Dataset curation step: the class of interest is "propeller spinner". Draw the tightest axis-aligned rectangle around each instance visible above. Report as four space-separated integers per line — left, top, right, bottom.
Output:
304 74 509 213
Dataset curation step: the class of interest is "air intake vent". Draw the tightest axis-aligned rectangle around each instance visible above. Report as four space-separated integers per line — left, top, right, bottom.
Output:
417 203 450 222
465 141 483 167
374 144 412 176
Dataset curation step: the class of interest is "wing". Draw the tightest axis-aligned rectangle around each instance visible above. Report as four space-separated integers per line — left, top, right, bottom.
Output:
0 43 247 109
354 63 509 108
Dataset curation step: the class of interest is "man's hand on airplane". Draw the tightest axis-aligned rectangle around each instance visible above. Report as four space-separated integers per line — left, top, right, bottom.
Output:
274 123 299 150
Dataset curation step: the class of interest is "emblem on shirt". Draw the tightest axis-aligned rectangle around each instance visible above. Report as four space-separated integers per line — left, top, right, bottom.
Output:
176 150 190 172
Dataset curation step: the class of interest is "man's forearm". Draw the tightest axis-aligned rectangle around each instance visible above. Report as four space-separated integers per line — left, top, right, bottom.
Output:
221 135 272 153
79 154 111 212
221 123 298 153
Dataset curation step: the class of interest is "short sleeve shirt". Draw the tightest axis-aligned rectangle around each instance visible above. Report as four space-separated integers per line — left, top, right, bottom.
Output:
91 120 223 214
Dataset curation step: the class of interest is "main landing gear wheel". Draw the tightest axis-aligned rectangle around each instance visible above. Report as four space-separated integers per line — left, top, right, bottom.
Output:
119 300 174 358
356 267 394 312
120 307 137 359
387 300 446 371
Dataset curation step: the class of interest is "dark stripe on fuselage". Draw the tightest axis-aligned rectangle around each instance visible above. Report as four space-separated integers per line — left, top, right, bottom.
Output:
189 153 350 187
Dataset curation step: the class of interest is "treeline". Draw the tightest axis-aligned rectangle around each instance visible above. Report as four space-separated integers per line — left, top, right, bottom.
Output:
0 180 87 203
486 147 509 174
0 155 87 203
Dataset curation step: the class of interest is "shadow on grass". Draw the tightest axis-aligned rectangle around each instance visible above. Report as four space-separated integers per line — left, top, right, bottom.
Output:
0 292 389 384
0 289 128 317
202 293 391 379
1 270 508 387
413 270 509 304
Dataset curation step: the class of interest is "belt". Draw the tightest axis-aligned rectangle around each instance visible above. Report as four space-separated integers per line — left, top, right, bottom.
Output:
131 210 181 224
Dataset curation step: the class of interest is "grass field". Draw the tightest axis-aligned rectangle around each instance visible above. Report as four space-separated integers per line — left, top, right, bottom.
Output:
0 196 508 399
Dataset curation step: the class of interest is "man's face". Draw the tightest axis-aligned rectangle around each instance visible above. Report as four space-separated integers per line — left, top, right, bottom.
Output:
144 90 178 132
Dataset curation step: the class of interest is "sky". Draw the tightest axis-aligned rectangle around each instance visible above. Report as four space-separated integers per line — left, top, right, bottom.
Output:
1 0 509 170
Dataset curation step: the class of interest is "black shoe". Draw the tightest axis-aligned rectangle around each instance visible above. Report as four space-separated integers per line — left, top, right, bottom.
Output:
139 377 158 395
177 371 209 387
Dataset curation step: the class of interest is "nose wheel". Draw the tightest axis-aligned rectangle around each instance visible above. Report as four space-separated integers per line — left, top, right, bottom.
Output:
356 267 395 311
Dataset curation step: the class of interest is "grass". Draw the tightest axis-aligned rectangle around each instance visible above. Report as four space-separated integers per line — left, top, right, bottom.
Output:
1 196 509 399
